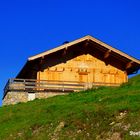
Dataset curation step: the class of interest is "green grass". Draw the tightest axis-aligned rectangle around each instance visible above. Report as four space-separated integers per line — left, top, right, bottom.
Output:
0 74 140 140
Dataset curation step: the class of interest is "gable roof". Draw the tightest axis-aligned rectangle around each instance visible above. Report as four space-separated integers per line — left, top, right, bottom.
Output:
28 35 140 64
17 35 140 78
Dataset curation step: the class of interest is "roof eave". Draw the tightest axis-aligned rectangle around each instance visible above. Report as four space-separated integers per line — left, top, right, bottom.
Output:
28 35 91 61
28 35 140 65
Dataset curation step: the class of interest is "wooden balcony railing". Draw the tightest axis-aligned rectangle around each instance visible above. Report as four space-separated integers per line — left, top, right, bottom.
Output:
3 79 86 97
3 78 120 98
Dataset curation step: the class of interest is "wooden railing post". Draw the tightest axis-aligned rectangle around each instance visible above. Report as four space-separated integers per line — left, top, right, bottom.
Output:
62 81 64 91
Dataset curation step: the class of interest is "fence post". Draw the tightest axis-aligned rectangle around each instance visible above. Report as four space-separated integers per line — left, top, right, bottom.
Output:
62 81 64 91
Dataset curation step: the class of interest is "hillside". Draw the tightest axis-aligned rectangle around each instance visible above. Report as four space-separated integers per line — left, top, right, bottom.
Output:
0 74 140 140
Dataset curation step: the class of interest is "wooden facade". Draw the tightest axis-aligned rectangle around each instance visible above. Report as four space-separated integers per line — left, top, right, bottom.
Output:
37 53 127 84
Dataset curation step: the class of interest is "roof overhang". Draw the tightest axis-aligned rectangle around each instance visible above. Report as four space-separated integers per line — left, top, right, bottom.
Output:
28 35 140 64
17 35 140 78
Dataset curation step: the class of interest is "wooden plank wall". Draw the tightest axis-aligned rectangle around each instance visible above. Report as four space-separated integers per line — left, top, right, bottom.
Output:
37 54 127 84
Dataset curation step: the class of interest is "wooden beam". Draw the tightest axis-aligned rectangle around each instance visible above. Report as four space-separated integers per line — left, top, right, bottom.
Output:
38 57 45 71
125 61 133 69
81 40 90 54
104 50 111 59
84 40 89 47
40 56 45 64
62 47 68 56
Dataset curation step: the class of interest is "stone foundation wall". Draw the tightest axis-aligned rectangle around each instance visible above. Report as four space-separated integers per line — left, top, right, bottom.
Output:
2 91 68 106
3 92 28 106
35 92 66 99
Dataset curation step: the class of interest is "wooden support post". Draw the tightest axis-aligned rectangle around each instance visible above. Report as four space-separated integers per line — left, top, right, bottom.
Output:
123 71 128 82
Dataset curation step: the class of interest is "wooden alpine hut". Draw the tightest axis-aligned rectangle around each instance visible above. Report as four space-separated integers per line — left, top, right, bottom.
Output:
3 35 140 105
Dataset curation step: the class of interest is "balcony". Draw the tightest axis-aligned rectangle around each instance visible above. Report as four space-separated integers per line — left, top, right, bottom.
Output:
3 79 86 98
3 78 120 99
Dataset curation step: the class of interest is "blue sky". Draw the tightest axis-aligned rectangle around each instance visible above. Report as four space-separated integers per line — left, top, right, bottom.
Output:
0 0 140 106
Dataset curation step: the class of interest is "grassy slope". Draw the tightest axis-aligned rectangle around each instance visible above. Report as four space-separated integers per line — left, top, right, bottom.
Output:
0 74 140 140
